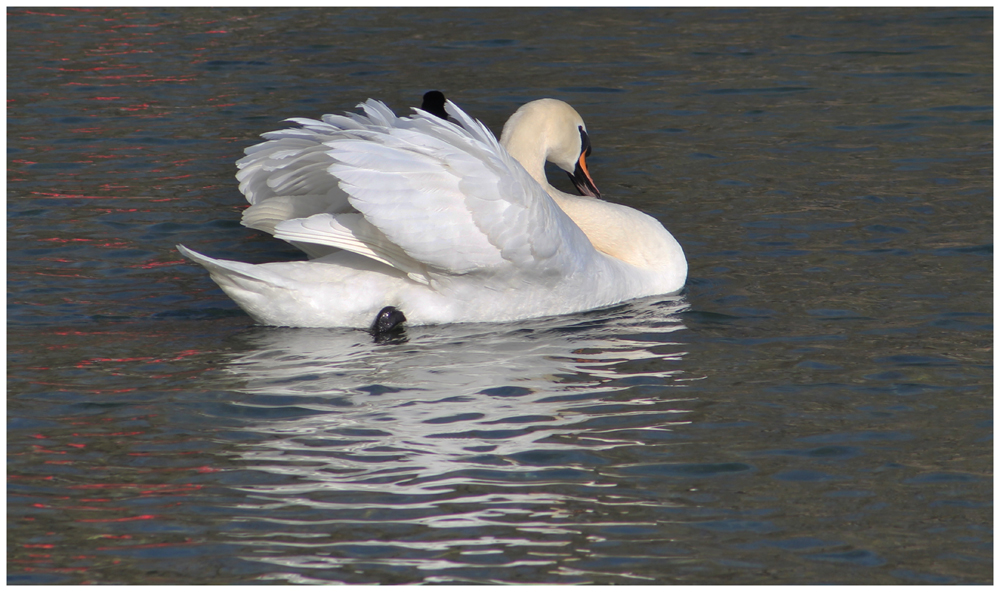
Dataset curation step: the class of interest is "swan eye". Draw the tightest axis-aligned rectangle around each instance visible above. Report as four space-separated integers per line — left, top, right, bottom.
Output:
578 126 592 157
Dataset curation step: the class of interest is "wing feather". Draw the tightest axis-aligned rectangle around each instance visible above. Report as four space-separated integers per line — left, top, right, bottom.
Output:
324 100 595 279
273 213 429 284
233 98 597 284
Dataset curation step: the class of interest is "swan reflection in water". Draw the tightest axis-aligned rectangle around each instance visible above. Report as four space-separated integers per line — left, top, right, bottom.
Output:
216 296 696 580
220 296 693 491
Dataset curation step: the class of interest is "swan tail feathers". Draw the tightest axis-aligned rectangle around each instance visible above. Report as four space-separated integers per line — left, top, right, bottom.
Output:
178 245 342 327
177 245 296 291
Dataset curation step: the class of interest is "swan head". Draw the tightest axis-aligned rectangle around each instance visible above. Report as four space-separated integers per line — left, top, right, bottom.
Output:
500 98 601 198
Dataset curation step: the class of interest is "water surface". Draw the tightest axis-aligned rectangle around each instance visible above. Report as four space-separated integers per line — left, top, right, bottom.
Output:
7 7 992 585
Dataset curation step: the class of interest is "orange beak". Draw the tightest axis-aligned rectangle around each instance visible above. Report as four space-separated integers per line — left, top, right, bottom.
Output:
569 128 600 198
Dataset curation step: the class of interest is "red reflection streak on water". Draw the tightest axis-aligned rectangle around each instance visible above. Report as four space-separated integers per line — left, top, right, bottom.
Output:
72 431 144 437
69 505 128 512
30 191 119 200
149 77 198 84
77 515 157 523
16 482 207 515
74 356 145 369
47 65 139 73
16 10 68 17
90 208 142 215
32 446 66 454
96 538 195 551
29 272 87 279
69 483 204 495
21 380 73 392
74 348 203 369
21 382 142 395
36 237 131 248
136 259 184 269
108 22 169 29
50 329 146 337
13 467 213 482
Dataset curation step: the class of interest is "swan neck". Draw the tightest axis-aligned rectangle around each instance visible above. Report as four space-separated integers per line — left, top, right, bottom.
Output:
501 99 588 196
501 126 549 188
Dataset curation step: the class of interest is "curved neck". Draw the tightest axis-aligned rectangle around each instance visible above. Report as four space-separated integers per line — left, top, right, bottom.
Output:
500 99 581 190
500 120 550 189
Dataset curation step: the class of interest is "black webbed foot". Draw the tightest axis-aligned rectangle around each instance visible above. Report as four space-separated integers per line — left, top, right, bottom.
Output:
371 306 407 343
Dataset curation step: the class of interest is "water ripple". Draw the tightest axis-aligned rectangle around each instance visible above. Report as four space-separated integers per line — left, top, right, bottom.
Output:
196 298 700 579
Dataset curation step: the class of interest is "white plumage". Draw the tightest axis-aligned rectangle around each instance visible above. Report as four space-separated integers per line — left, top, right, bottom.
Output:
179 97 686 328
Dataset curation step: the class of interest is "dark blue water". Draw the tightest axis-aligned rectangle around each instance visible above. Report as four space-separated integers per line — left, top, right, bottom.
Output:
8 7 992 585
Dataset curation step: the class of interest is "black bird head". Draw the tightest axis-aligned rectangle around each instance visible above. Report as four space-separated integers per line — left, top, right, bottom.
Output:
421 90 449 121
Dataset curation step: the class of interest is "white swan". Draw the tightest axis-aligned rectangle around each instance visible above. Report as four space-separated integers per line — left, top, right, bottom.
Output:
178 98 686 329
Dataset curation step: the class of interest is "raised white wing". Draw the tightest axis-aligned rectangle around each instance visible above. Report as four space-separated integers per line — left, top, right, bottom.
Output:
236 121 357 255
242 99 598 284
